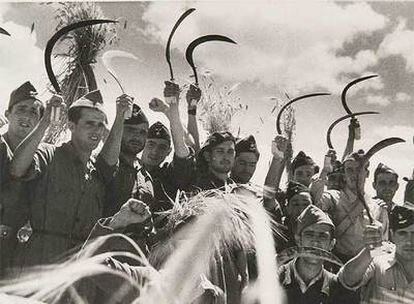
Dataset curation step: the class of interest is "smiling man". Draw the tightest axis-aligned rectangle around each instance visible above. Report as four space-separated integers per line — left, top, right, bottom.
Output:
8 90 131 272
195 131 236 190
372 163 399 214
103 104 150 217
230 135 260 184
278 204 357 304
0 82 44 277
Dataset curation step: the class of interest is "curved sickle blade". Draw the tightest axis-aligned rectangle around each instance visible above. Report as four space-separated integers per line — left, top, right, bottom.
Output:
44 19 117 94
165 8 196 81
362 137 405 165
102 50 139 94
276 93 331 134
327 111 380 149
0 27 10 36
185 35 237 85
341 74 378 115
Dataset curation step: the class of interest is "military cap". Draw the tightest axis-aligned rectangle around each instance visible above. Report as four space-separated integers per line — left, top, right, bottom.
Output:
124 104 148 125
202 131 236 151
235 135 260 159
374 163 398 181
8 81 43 111
390 205 414 231
286 180 310 202
147 121 171 143
69 90 106 118
295 204 335 236
292 151 316 172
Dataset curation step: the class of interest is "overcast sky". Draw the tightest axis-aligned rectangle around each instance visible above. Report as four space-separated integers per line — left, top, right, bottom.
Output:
0 1 413 200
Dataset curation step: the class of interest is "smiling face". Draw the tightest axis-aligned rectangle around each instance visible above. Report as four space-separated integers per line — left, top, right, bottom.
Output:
121 123 149 156
231 152 258 183
295 223 335 265
344 159 369 192
293 165 315 187
68 108 107 152
392 224 414 261
373 172 399 203
5 99 43 140
205 141 236 176
141 138 171 168
286 192 312 218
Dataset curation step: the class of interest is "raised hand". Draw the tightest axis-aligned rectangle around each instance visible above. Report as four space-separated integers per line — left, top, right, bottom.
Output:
109 198 151 230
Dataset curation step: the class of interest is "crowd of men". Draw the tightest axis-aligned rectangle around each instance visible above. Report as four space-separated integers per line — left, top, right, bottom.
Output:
0 78 414 304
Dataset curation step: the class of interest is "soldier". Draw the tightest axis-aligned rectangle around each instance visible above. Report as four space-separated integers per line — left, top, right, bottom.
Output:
8 90 132 272
140 81 195 215
195 131 236 190
338 205 414 304
372 163 399 214
103 104 151 217
230 135 260 184
279 204 357 304
316 150 389 262
0 82 45 277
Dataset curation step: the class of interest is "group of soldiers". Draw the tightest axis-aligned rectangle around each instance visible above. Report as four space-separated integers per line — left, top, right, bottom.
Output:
0 75 414 304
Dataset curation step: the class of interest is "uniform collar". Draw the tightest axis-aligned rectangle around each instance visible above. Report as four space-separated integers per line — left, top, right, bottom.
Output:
283 258 331 295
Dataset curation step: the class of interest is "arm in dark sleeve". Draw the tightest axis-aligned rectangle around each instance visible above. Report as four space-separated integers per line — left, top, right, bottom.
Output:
95 154 119 185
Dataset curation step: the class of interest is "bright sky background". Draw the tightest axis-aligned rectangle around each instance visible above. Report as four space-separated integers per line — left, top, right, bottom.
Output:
0 1 413 201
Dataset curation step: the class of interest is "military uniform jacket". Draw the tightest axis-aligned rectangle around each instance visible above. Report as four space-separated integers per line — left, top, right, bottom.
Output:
11 141 116 271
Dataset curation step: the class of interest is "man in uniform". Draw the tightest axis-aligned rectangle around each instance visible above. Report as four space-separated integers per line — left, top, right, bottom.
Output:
339 205 414 304
103 104 151 217
8 90 132 272
316 150 388 262
0 82 45 277
230 135 260 184
279 204 357 304
195 131 236 190
372 163 399 214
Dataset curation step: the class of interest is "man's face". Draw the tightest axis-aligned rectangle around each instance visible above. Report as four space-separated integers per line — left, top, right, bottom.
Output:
373 172 399 202
5 99 42 139
295 223 335 265
393 224 414 261
286 192 312 218
69 108 107 152
205 141 235 175
121 123 148 156
293 165 314 187
231 152 258 183
344 160 368 192
141 138 171 168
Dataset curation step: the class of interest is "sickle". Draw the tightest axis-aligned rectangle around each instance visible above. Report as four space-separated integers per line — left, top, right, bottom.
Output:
0 27 10 36
165 8 196 81
44 19 117 94
341 74 378 115
327 111 380 150
276 93 331 134
185 35 237 86
356 137 405 223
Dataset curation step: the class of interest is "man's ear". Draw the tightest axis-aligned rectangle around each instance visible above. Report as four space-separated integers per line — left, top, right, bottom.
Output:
68 121 75 132
372 181 377 191
4 109 10 119
204 151 211 163
294 233 301 246
329 237 336 251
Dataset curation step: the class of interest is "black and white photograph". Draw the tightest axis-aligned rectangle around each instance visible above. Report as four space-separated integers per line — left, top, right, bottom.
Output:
0 1 413 303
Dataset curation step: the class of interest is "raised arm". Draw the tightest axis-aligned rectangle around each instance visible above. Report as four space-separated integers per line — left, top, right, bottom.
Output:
341 118 358 162
10 95 63 178
99 94 133 166
264 135 289 198
186 84 202 152
338 223 382 288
